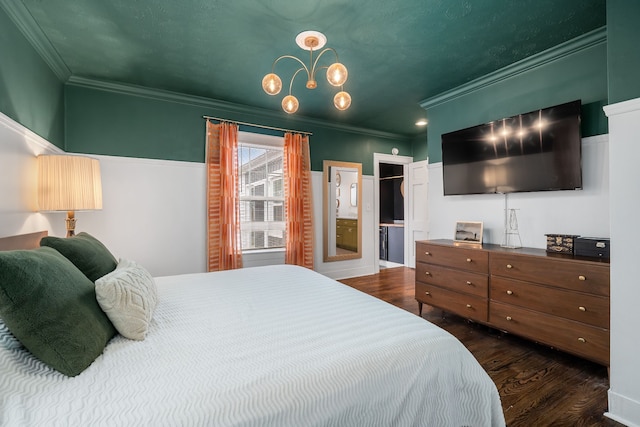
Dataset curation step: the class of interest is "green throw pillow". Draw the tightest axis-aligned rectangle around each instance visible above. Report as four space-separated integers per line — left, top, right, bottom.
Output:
0 247 116 376
40 232 117 282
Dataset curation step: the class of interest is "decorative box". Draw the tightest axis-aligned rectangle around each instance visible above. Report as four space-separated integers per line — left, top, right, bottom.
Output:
545 234 580 254
574 237 610 259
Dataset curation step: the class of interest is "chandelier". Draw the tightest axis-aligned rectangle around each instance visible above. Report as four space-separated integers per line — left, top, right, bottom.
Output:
262 30 351 114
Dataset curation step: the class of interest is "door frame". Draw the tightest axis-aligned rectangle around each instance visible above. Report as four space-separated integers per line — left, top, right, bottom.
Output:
373 152 413 273
407 159 430 268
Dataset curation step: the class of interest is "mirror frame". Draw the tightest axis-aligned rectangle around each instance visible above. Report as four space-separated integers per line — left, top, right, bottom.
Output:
323 160 362 262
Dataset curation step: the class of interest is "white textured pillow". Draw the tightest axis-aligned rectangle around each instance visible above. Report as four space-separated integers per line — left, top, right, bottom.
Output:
95 259 158 340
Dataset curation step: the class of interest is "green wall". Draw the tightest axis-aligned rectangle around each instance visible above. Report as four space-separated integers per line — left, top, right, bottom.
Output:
0 7 64 148
607 0 640 103
410 132 428 162
423 35 608 164
64 82 412 175
1 1 616 172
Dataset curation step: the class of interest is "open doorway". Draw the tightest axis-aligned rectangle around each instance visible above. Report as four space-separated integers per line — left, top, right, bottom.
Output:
379 163 405 268
373 153 412 271
374 153 430 272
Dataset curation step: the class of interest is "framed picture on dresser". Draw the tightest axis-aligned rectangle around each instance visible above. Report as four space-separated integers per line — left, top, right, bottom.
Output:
454 221 483 244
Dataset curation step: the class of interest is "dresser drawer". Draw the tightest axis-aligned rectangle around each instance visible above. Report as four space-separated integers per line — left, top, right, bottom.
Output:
416 282 488 322
416 242 488 274
490 301 609 365
337 218 357 227
491 276 609 328
490 252 609 296
416 262 487 298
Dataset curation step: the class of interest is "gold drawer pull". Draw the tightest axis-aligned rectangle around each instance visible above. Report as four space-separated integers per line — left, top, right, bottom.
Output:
578 275 586 281
578 306 586 312
506 290 513 295
425 251 431 256
466 304 472 308
506 264 513 269
466 281 472 285
425 291 430 296
425 271 431 276
466 258 472 262
578 337 586 343
506 316 512 321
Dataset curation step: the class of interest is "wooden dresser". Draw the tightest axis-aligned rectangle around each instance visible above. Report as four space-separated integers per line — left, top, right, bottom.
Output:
415 239 610 365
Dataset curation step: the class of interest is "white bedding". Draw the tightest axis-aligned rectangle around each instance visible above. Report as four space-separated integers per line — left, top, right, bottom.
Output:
0 264 505 426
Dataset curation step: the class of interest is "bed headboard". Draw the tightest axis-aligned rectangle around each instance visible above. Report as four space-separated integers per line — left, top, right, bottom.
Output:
0 231 48 251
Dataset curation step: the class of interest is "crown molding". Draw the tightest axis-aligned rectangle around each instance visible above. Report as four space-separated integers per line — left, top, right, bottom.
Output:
420 26 607 110
1 0 404 140
66 76 407 141
0 0 71 82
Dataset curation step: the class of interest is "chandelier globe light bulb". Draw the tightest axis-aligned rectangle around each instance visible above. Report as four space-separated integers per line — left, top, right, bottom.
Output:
282 95 299 114
327 63 348 87
264 31 351 114
334 91 351 111
262 73 282 95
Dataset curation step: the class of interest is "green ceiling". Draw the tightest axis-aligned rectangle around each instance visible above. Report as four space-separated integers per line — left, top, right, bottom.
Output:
5 0 605 136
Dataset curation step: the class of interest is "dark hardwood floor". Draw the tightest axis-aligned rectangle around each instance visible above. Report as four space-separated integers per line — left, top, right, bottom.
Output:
340 267 621 427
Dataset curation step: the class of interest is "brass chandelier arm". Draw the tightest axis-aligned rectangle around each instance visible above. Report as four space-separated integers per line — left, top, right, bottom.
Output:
310 47 340 80
272 48 340 83
262 31 349 113
288 68 306 94
272 54 311 79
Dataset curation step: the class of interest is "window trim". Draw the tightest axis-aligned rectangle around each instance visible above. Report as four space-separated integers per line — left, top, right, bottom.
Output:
238 132 285 253
238 131 283 149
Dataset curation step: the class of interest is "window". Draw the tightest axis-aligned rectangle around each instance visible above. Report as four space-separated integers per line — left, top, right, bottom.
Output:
238 136 285 251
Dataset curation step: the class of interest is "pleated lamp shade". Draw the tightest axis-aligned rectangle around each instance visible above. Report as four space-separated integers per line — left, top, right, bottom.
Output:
37 155 103 236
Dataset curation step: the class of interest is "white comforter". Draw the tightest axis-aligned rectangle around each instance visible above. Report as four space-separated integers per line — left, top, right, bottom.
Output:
0 265 504 426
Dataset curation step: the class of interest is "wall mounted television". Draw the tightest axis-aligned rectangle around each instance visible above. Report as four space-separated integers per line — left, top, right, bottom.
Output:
441 100 583 196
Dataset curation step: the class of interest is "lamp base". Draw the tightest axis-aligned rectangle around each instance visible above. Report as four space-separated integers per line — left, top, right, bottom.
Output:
66 210 76 238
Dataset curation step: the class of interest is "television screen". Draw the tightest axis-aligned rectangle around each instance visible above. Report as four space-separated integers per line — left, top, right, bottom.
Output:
442 100 582 195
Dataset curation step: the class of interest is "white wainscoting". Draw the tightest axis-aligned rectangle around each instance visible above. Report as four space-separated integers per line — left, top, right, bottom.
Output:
0 110 208 277
0 112 63 238
242 249 285 268
427 135 610 248
604 97 640 427
77 155 207 277
0 113 375 278
78 162 376 278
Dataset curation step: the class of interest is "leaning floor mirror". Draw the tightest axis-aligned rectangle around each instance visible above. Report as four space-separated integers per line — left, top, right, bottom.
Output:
323 160 362 262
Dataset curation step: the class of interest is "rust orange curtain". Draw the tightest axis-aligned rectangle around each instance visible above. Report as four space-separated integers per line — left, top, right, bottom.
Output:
206 121 243 271
283 133 314 269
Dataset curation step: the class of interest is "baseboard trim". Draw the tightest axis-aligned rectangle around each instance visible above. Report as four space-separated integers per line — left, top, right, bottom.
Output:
319 265 376 281
606 390 640 427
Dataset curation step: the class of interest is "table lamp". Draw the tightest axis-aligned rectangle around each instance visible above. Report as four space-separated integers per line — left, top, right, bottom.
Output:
37 154 103 237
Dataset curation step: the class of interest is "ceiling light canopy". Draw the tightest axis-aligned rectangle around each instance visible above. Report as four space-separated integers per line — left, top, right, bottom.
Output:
262 30 350 114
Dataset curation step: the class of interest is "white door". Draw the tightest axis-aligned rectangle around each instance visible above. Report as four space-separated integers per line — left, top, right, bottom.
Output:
407 160 429 268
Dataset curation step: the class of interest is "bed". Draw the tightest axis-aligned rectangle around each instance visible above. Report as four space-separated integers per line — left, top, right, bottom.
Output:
0 231 505 426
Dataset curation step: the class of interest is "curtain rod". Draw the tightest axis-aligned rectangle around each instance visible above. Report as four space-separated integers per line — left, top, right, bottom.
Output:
202 115 312 136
